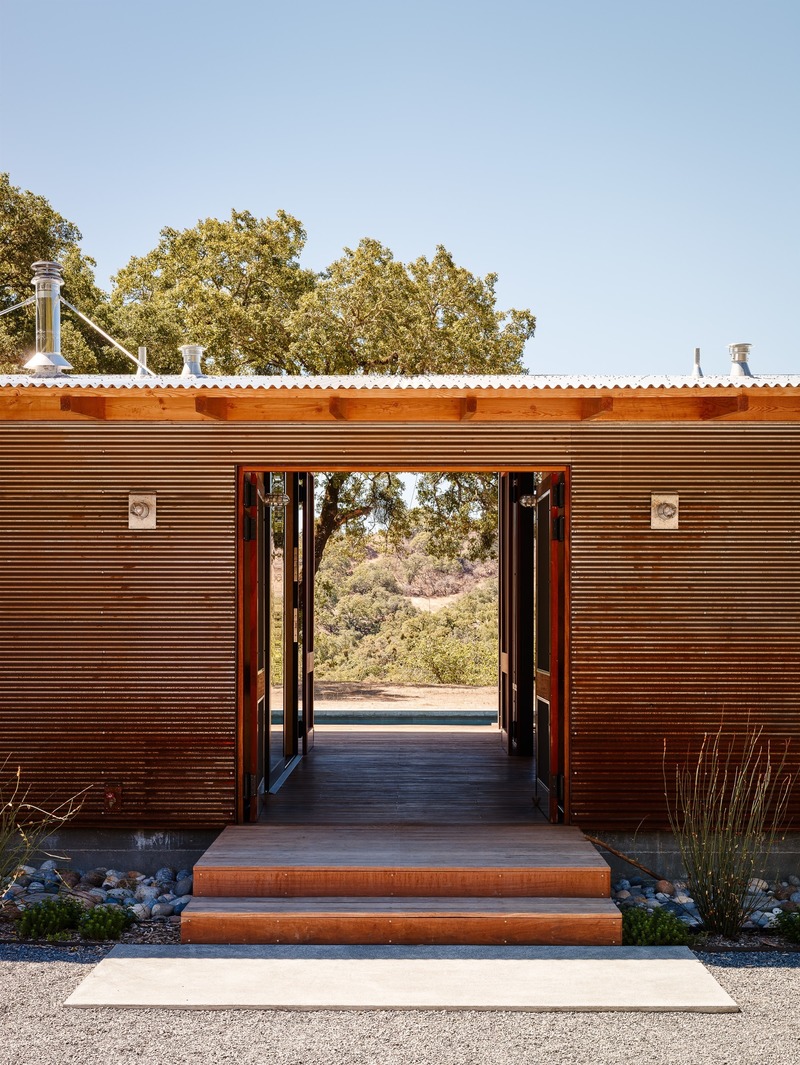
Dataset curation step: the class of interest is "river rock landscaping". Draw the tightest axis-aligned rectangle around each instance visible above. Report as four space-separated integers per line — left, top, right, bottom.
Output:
3 857 800 948
612 871 800 947
0 860 193 944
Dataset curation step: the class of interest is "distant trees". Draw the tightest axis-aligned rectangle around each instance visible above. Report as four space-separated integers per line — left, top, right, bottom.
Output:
315 533 498 685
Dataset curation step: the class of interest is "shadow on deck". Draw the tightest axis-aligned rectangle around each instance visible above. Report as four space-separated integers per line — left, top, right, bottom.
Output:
260 725 548 824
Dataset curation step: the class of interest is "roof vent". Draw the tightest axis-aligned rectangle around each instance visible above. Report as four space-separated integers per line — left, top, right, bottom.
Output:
692 347 703 378
23 261 72 377
180 344 205 378
729 342 753 378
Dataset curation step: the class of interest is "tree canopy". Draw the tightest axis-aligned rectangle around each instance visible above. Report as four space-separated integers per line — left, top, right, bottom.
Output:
109 210 315 375
289 238 535 375
0 173 110 373
1 175 537 564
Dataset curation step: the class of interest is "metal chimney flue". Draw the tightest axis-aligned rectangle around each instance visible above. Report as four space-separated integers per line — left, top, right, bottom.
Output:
179 344 205 377
729 342 753 378
692 347 703 378
24 261 72 376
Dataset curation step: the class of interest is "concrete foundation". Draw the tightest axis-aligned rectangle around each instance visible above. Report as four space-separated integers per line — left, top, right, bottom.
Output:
590 830 800 882
37 828 221 874
31 827 800 884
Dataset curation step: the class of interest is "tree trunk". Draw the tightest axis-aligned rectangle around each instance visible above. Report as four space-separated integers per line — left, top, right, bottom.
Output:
314 472 371 573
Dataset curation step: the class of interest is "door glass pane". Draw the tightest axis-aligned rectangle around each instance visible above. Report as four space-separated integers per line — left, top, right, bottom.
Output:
535 493 550 672
297 484 303 731
269 473 285 776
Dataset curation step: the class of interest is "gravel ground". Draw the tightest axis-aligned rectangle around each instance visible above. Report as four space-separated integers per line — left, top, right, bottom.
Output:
1 945 799 1065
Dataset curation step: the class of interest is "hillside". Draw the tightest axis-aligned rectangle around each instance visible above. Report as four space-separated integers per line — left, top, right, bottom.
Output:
314 531 499 685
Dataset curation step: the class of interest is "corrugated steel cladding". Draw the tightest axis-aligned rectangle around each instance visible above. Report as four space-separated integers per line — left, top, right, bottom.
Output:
0 420 798 829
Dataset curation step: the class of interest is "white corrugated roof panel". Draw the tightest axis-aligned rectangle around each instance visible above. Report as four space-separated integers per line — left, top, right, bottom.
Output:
1 373 799 390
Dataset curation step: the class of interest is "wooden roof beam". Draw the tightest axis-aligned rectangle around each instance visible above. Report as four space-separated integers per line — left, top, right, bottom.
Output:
329 397 349 420
59 395 106 420
195 396 229 420
459 396 478 420
580 397 614 420
699 395 749 420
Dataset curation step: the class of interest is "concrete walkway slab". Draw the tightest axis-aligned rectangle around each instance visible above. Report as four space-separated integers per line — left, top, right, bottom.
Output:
66 944 738 1012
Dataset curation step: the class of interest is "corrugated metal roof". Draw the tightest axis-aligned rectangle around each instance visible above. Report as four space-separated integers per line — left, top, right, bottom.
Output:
1 373 799 391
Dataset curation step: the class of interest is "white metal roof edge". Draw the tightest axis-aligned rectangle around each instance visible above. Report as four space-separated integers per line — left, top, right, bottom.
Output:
1 373 799 391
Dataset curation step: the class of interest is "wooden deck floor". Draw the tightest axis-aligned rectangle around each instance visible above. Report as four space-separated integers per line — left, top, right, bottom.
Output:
186 727 621 945
261 725 548 824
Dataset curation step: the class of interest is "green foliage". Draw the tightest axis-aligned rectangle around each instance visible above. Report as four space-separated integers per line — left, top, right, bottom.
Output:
79 904 134 941
773 910 800 943
314 472 411 572
2 174 535 570
0 174 111 372
289 238 534 375
16 896 83 939
109 210 316 375
622 907 691 946
15 896 134 942
665 727 794 938
414 474 499 562
315 534 498 684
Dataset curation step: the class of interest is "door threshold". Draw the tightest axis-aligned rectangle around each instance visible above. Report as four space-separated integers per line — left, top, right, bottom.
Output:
268 755 302 795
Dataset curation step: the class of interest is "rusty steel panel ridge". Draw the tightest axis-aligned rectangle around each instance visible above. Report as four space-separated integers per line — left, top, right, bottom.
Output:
0 419 798 830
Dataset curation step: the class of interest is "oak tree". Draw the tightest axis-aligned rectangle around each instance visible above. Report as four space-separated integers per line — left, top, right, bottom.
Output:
0 173 110 372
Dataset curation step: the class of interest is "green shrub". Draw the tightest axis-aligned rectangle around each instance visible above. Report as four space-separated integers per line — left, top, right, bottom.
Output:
622 907 691 946
16 896 83 939
15 896 135 942
79 904 134 941
774 910 800 943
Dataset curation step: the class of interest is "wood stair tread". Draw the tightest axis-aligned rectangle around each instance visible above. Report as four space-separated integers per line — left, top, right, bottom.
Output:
186 896 621 916
181 895 622 945
195 824 609 870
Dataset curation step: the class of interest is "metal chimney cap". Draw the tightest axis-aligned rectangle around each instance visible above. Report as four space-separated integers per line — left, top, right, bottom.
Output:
728 342 753 377
179 343 206 377
729 342 752 358
31 261 64 282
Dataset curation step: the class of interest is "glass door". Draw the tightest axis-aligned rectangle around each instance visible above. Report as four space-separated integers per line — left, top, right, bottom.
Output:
498 472 536 756
534 472 567 822
241 469 315 815
267 472 289 788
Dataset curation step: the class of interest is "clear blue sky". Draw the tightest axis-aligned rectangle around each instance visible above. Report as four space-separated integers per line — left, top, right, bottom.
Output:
2 0 798 376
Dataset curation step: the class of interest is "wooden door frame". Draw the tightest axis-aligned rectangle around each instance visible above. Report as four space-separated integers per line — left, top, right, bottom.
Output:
236 462 571 825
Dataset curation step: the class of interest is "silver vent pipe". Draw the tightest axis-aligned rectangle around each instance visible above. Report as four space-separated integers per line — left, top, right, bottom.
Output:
136 346 148 377
692 347 703 378
729 342 753 378
180 344 205 377
24 261 72 376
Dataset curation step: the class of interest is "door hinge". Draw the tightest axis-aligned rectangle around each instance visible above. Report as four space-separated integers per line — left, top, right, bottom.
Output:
243 478 256 509
553 480 566 509
553 515 566 541
243 772 258 800
551 772 565 802
243 514 256 542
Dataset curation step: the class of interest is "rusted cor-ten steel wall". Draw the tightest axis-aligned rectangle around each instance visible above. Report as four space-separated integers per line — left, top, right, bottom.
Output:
0 420 798 829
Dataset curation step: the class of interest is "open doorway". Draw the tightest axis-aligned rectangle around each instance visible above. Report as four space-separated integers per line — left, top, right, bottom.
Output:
237 467 569 825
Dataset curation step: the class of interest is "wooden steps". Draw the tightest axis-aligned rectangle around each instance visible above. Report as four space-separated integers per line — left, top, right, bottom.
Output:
183 824 621 946
182 895 621 945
